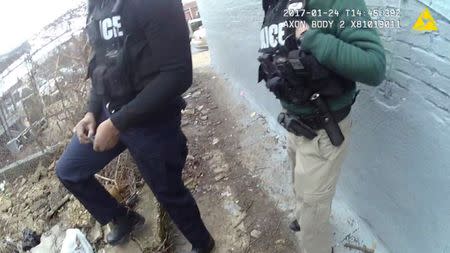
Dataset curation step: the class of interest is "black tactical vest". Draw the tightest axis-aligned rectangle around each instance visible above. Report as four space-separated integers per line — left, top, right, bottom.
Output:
259 0 355 105
86 0 156 104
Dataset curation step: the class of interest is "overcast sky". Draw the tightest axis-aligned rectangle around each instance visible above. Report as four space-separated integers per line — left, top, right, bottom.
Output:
0 0 84 55
0 0 197 55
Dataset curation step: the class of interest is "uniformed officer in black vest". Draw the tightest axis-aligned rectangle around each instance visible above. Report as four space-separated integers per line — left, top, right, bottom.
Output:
55 0 215 252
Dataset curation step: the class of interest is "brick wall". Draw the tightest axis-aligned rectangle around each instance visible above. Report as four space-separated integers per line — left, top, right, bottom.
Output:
374 0 450 116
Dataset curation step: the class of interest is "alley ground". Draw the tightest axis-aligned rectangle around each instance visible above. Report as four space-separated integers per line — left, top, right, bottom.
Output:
171 51 298 252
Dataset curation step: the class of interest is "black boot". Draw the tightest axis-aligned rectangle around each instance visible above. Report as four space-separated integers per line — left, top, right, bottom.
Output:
187 235 215 253
106 210 145 245
289 219 301 232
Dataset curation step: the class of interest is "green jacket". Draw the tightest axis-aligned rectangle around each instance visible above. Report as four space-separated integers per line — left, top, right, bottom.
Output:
282 0 386 115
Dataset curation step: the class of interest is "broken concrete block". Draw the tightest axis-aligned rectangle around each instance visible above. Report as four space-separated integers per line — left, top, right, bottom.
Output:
88 222 103 243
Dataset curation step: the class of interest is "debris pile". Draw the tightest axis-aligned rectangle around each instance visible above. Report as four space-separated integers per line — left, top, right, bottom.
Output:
0 151 159 252
0 161 93 251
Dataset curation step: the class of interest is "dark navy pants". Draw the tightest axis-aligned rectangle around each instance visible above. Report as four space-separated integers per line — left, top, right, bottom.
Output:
56 108 210 248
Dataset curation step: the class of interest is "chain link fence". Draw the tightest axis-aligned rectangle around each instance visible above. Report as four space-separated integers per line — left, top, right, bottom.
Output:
0 3 139 206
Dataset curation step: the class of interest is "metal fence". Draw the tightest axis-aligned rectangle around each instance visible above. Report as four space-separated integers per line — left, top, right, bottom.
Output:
0 4 140 209
0 7 90 172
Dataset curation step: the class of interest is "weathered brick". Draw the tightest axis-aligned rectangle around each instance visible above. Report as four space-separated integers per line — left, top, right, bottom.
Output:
382 39 396 52
437 20 450 41
413 80 450 113
395 31 432 50
393 41 414 60
410 47 450 78
431 36 450 60
393 56 434 85
389 70 416 90
388 69 449 112
430 72 450 95
393 68 450 113
399 2 423 26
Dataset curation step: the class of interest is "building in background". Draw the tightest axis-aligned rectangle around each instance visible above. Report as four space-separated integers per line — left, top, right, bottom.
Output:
183 0 200 21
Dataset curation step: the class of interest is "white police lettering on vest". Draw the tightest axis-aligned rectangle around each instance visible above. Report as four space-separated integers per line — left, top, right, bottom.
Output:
260 22 287 49
99 16 124 40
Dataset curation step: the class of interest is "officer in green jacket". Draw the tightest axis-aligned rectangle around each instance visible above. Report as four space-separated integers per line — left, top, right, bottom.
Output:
258 0 386 252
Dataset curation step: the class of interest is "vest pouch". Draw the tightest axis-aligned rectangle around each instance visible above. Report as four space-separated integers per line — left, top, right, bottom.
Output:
300 53 346 98
91 65 107 96
288 81 312 105
127 40 159 91
103 47 133 98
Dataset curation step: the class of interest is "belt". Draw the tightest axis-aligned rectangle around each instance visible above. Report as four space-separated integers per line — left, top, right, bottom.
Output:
105 96 187 114
290 105 351 130
104 96 187 125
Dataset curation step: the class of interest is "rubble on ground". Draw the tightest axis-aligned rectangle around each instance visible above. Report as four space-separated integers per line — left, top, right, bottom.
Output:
0 160 94 250
0 155 168 252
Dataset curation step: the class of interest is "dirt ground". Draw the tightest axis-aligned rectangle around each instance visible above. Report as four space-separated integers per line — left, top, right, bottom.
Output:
171 51 299 253
0 150 166 253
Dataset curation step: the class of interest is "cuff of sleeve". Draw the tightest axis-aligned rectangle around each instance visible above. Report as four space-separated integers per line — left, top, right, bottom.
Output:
109 107 131 132
87 104 102 120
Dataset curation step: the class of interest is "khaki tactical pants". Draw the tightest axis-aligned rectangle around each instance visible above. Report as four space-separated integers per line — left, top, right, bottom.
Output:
287 115 352 253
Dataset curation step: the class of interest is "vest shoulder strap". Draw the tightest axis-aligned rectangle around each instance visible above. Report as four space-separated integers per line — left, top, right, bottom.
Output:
87 0 124 20
263 0 274 13
87 0 95 23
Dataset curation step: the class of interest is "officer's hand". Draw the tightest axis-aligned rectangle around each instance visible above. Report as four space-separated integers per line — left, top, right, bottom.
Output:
73 113 96 144
93 119 120 152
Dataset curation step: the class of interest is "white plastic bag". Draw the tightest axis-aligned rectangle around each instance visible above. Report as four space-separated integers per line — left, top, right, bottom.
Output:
60 229 94 253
